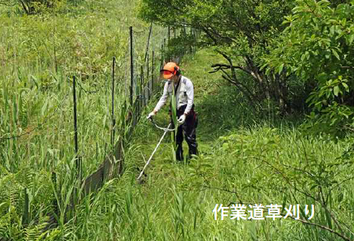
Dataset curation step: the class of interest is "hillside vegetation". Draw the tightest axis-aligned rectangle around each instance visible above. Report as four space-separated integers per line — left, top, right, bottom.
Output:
80 49 353 241
1 0 354 240
0 0 164 239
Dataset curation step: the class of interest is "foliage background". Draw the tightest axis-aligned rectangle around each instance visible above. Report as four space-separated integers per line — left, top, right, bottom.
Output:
1 0 354 240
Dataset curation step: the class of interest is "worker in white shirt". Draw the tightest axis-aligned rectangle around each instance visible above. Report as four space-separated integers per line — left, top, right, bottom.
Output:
147 62 198 161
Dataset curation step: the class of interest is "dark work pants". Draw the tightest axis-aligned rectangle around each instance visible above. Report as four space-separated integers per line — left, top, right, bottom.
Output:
172 105 198 161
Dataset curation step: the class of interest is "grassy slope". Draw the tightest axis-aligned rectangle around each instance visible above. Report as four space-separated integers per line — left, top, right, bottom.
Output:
84 49 353 241
1 1 353 239
0 1 164 239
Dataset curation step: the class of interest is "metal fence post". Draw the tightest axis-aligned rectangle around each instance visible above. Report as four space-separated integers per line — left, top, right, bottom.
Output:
168 26 170 44
23 188 29 225
72 76 80 178
146 53 150 101
111 57 116 147
151 50 155 97
164 38 168 62
140 65 144 110
161 43 164 69
190 27 193 53
130 26 134 107
146 53 150 82
144 23 153 64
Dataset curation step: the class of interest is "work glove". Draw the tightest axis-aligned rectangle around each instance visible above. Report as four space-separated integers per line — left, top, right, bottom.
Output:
147 111 156 120
178 114 186 125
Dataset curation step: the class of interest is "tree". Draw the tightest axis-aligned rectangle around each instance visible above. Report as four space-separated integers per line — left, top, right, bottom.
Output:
140 0 294 113
264 0 354 135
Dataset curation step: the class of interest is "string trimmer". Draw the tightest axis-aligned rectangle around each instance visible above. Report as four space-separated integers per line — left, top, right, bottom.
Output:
137 117 178 181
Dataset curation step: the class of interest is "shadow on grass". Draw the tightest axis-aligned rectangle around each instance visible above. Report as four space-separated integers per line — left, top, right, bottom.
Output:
195 84 253 141
196 84 304 142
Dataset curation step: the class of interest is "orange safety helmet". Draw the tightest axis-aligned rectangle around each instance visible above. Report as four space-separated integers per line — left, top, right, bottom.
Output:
161 62 180 79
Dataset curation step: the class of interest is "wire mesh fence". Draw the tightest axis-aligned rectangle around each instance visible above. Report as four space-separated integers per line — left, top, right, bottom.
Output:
0 22 196 230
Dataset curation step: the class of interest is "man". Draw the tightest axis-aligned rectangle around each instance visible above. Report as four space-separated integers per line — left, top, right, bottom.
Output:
147 62 198 161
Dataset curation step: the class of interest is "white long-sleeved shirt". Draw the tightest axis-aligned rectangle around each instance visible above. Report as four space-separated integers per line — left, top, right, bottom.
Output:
154 76 194 115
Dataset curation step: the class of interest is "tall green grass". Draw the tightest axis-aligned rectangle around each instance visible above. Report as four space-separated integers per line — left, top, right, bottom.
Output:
0 0 166 239
63 49 353 241
111 116 353 240
1 1 353 240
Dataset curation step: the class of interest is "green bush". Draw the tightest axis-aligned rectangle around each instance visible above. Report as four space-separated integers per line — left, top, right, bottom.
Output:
264 0 354 135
